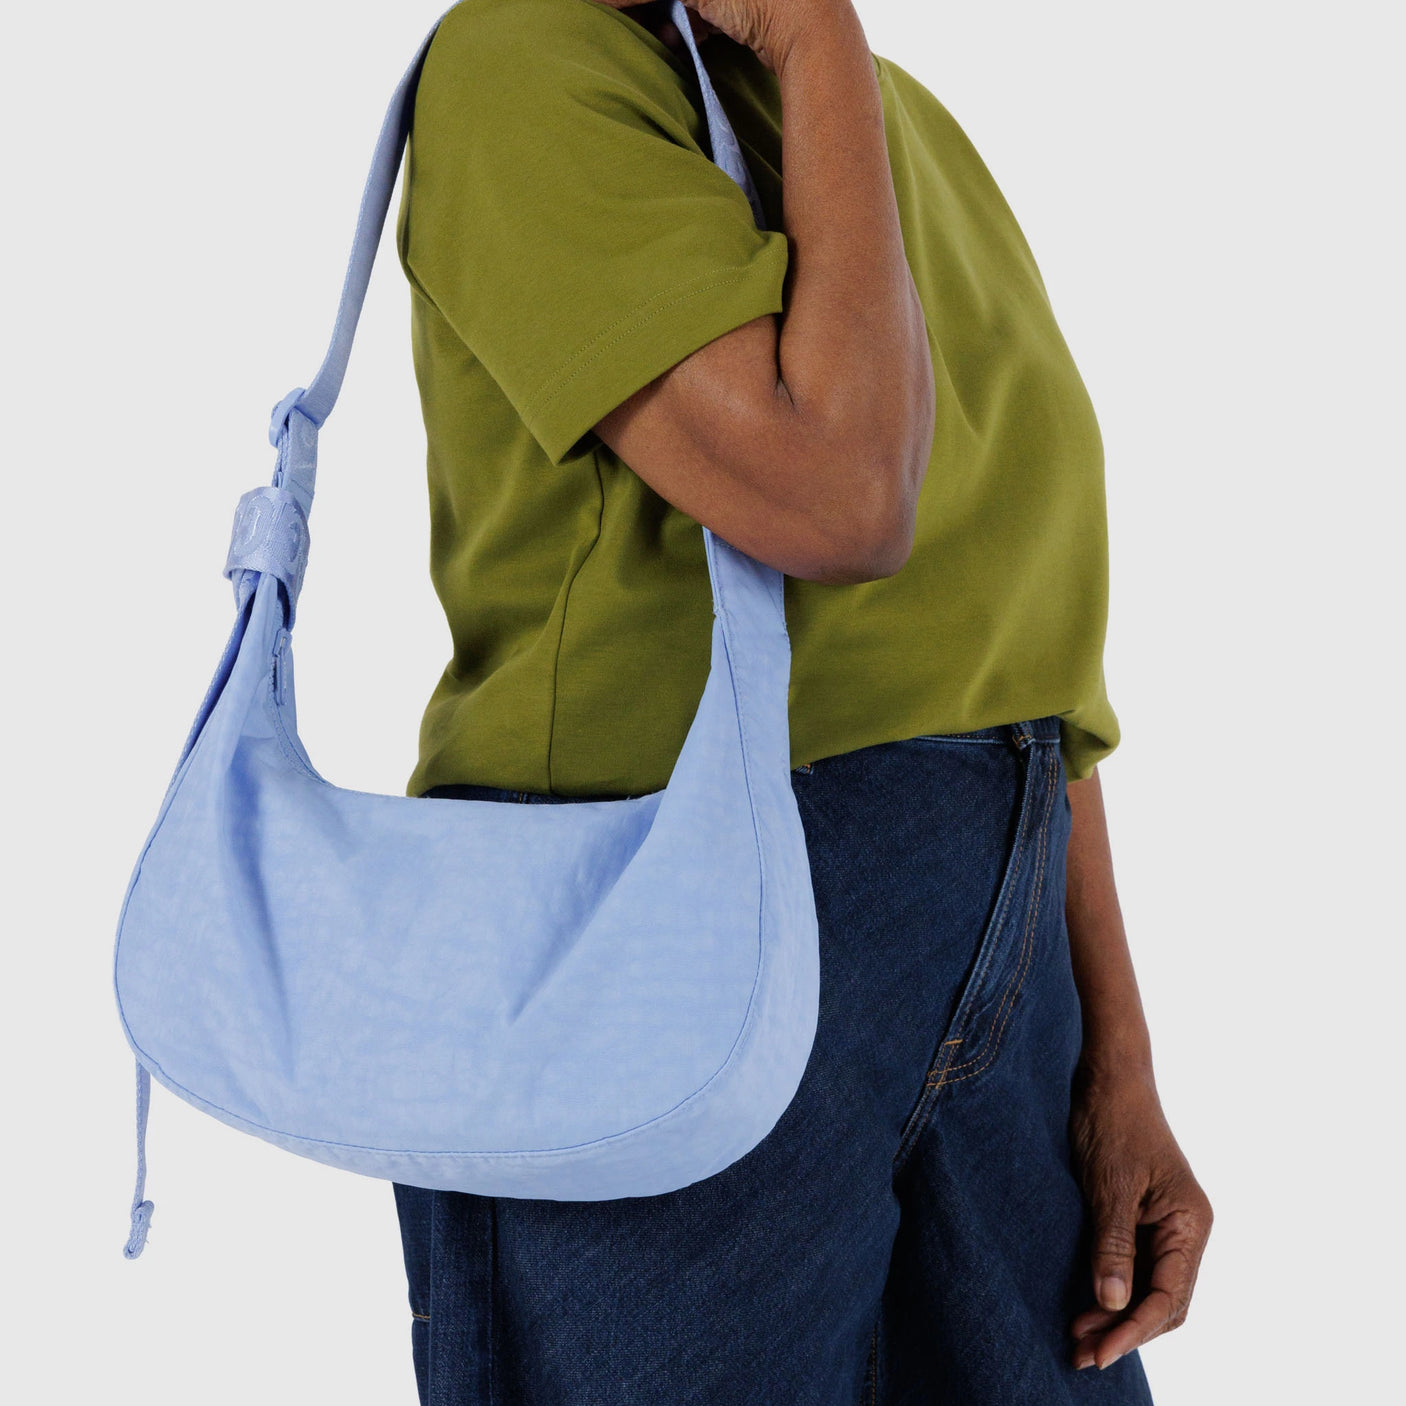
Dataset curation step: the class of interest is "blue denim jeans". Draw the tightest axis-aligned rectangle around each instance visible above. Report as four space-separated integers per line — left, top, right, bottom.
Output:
393 717 1153 1405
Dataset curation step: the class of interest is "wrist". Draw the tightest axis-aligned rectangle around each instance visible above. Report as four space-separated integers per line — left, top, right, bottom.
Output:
769 0 866 81
1077 1028 1156 1092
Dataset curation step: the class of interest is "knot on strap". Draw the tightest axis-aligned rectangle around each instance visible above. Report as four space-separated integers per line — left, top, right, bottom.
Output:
224 486 311 625
123 1199 154 1260
269 387 309 447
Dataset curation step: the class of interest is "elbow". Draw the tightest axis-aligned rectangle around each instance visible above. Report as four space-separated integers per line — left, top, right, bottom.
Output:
854 517 917 581
729 384 931 583
781 391 930 585
797 476 919 585
814 516 915 585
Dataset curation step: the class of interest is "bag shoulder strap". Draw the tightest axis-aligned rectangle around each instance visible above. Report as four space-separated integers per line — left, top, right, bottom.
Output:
285 27 440 435
227 3 764 624
272 0 763 465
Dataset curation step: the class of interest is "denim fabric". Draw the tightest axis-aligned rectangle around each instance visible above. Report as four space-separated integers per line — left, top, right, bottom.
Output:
394 718 1153 1405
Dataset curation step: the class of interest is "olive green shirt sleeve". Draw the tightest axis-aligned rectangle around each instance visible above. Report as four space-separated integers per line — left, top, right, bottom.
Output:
401 0 791 465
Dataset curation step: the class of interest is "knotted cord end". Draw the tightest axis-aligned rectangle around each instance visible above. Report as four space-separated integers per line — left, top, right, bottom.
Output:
123 1062 155 1261
123 1198 154 1260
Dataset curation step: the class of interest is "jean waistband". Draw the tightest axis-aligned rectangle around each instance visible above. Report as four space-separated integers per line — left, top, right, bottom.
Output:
423 717 1065 804
913 715 1062 747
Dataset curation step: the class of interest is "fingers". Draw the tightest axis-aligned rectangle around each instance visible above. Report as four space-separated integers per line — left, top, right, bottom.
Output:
1088 1258 1184 1368
1073 1198 1212 1371
1089 1181 1140 1314
1069 1305 1119 1342
1070 1306 1119 1370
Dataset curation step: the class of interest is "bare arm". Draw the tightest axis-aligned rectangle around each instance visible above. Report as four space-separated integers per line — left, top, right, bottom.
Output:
1064 770 1214 1370
594 0 935 584
1066 771 1156 1071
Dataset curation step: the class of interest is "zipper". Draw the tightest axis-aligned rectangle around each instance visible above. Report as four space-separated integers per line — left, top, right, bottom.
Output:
272 627 291 706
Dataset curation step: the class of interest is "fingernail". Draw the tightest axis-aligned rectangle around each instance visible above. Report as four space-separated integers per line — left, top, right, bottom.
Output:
1100 1351 1124 1371
1098 1276 1129 1311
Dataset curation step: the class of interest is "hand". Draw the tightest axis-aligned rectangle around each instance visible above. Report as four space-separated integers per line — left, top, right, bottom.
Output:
1068 1061 1213 1371
594 0 856 74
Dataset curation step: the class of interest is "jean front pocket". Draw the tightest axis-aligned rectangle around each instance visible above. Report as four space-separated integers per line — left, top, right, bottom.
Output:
892 736 1064 1171
903 726 1015 748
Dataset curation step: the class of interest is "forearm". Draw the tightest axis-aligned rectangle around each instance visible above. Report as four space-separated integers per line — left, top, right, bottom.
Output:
593 0 934 584
769 2 934 527
1065 769 1154 1082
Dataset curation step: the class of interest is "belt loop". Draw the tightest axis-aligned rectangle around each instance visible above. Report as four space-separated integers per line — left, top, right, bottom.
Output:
1010 720 1035 751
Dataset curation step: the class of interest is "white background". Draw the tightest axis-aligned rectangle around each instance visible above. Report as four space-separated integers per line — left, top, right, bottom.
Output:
2 1 1400 1400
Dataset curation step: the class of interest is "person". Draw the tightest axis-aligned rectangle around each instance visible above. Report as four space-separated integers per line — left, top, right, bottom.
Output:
389 0 1212 1400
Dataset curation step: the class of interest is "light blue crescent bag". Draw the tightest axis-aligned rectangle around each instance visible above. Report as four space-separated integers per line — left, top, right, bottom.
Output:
112 1 819 1260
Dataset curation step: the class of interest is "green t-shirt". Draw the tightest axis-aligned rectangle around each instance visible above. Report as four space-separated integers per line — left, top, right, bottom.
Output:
397 0 1119 798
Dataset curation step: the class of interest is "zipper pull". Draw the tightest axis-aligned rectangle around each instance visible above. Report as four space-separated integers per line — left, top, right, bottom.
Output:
273 628 291 705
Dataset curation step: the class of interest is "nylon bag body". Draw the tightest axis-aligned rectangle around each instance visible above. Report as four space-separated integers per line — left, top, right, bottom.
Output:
111 2 819 1245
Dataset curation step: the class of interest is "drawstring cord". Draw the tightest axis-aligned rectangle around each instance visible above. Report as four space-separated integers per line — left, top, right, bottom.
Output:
123 1062 155 1259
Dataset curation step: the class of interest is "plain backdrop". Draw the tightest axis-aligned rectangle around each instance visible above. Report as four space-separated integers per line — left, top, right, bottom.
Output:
2 1 1400 1400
